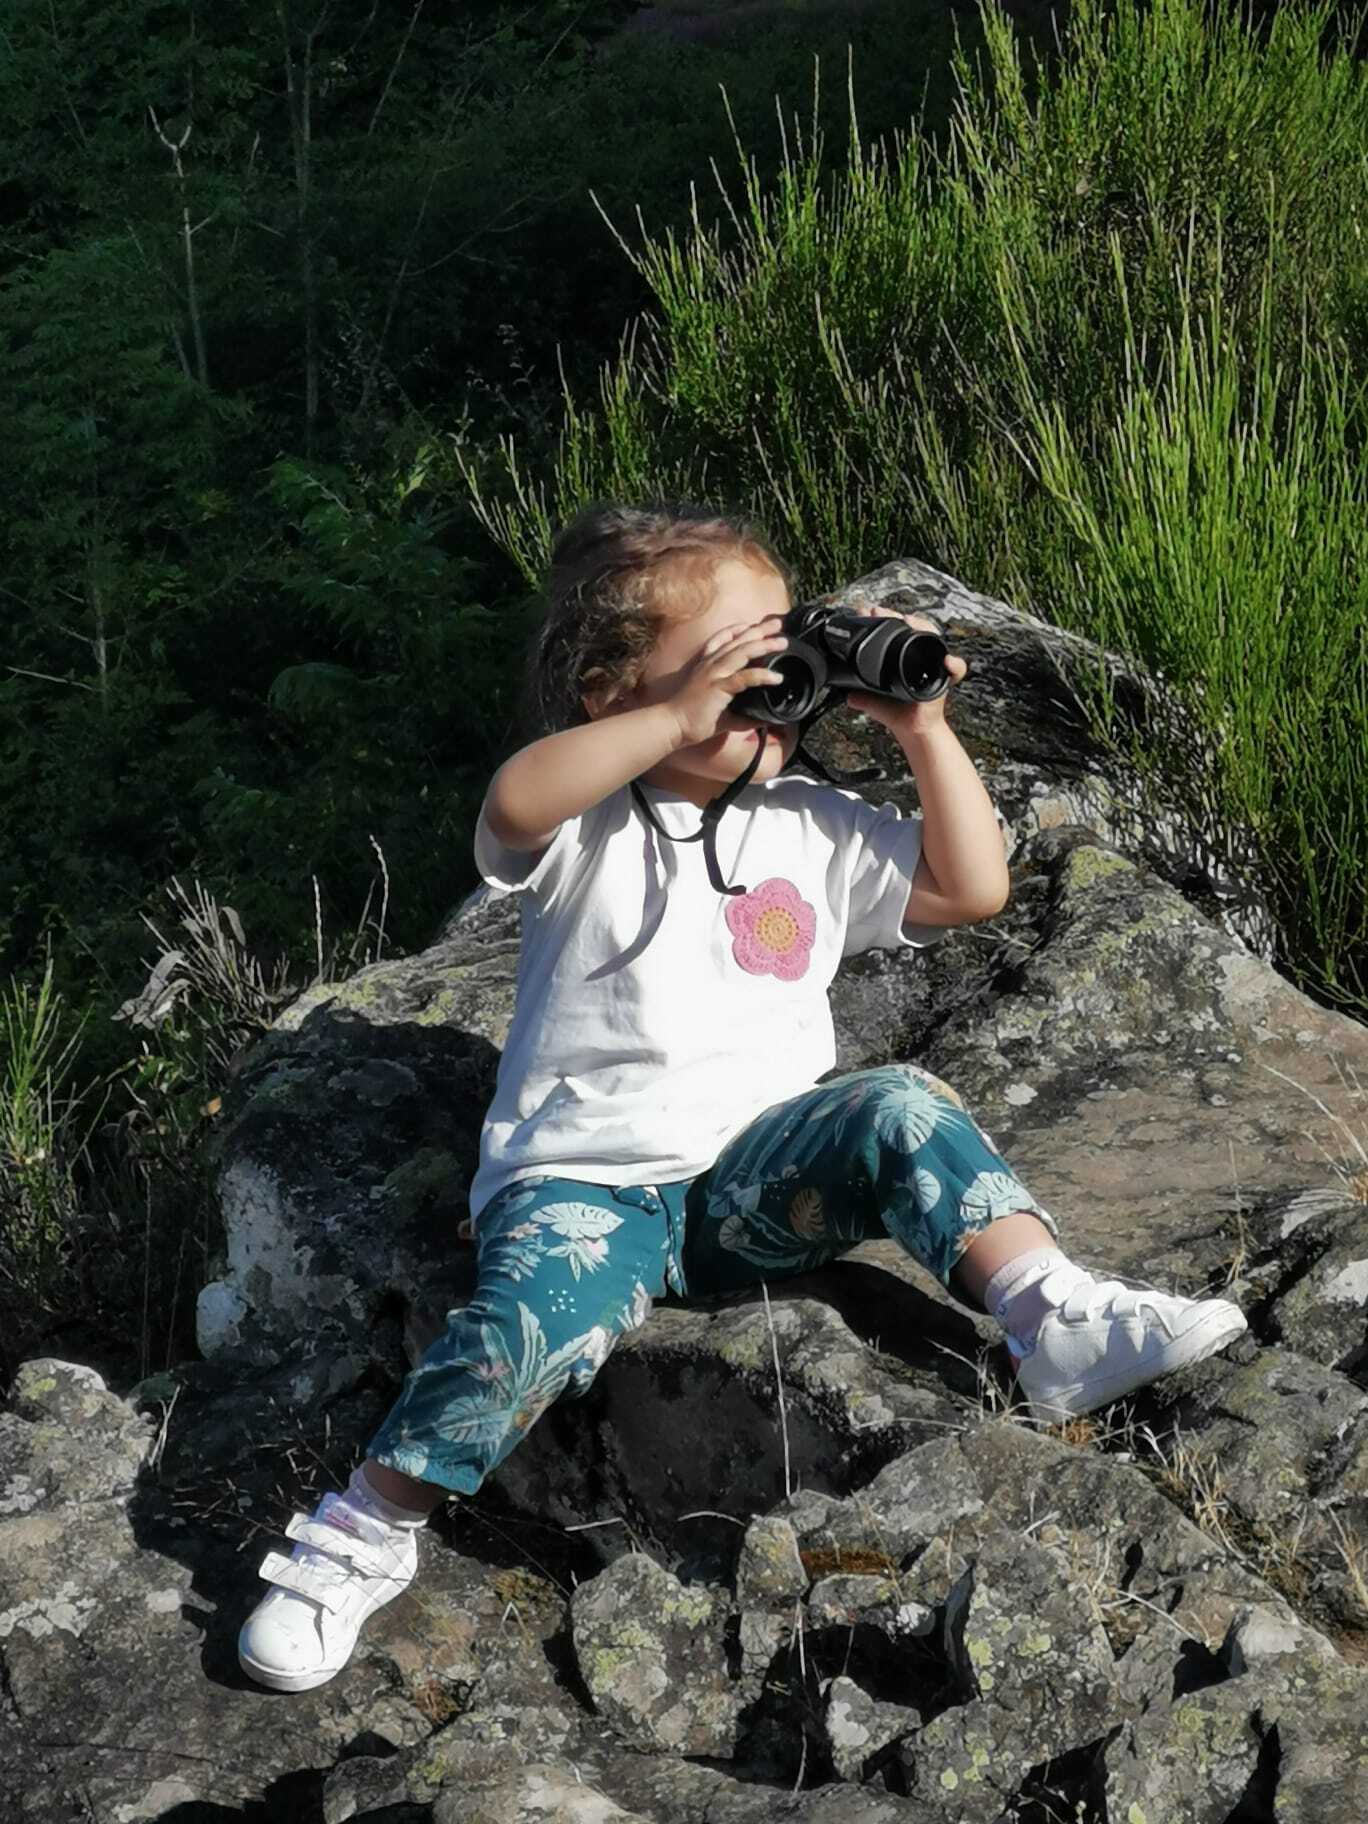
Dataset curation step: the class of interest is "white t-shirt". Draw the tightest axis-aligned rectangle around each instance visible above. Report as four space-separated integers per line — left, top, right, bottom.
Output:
467 774 948 1219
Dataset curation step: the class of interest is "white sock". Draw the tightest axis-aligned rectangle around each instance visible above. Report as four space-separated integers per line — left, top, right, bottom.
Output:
982 1247 1090 1358
343 1463 431 1530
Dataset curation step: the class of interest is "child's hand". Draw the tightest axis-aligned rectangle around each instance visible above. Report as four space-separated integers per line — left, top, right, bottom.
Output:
646 614 790 748
843 603 967 739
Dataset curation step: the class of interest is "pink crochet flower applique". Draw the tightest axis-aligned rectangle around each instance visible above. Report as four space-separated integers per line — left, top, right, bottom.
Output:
725 877 816 981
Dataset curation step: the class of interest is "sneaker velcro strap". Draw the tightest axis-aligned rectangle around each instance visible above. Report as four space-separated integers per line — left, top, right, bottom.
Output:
283 1514 394 1578
257 1549 352 1613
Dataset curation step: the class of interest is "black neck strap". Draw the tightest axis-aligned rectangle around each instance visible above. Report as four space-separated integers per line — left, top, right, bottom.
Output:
628 695 887 895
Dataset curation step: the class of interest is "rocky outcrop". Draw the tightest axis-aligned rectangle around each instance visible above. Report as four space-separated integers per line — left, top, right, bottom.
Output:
193 557 1299 1371
5 558 1368 1821
11 1366 1368 1820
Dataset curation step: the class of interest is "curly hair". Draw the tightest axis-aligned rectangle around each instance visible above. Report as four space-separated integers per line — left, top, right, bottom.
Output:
516 500 795 741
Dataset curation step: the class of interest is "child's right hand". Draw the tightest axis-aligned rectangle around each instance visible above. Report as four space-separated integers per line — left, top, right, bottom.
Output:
658 615 789 748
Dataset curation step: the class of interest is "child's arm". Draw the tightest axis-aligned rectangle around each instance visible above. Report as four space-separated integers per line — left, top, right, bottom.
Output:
488 613 788 850
898 723 1010 924
486 704 684 851
844 607 1009 926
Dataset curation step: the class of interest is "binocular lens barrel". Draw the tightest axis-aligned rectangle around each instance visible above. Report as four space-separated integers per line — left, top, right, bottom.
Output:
730 605 951 723
765 654 820 721
898 632 950 696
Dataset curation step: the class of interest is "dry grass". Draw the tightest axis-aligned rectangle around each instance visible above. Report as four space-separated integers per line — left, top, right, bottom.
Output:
1215 1137 1255 1294
1257 1057 1368 1207
924 1338 1359 1644
1134 1422 1245 1560
1105 1416 1368 1636
1325 1507 1368 1623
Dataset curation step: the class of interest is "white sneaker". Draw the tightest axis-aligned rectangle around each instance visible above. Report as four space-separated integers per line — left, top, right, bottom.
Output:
238 1489 419 1692
1010 1266 1248 1425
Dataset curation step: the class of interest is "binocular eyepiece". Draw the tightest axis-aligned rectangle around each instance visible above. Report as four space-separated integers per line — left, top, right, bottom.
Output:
730 600 950 727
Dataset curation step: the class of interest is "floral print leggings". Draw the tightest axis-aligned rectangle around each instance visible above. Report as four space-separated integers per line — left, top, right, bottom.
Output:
367 1063 1059 1493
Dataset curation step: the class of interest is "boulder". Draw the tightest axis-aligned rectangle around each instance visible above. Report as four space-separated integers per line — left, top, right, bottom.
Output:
570 1551 741 1756
7 558 1368 1821
0 1359 567 1822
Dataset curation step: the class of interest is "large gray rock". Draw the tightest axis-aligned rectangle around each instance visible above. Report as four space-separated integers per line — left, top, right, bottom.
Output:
8 559 1368 1822
195 558 1309 1373
882 1524 1120 1822
0 1360 569 1822
488 1294 977 1577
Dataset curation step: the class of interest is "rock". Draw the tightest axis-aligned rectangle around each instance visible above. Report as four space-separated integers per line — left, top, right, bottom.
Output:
0 1359 154 1514
889 1530 1118 1821
788 1433 986 1563
491 1294 974 1582
918 827 1367 1293
11 558 1368 1820
824 1674 922 1782
954 1420 1332 1662
570 1552 741 1756
591 1746 945 1820
1266 1201 1368 1374
1103 1682 1267 1823
198 892 514 1366
735 1514 807 1608
1266 1680 1368 1824
1220 1601 1341 1675
808 1571 932 1639
409 1637 601 1800
432 1762 649 1824
1120 1646 1368 1824
735 1605 793 1684
322 1752 414 1823
0 1359 563 1822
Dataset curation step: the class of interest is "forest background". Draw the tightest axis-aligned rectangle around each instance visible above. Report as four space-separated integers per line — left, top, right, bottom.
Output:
2 0 1366 1391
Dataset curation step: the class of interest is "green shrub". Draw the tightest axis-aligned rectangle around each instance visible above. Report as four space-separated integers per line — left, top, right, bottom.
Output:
464 0 1368 1015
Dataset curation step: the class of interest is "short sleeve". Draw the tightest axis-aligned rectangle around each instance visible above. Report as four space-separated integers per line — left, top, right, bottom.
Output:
474 796 584 909
840 795 950 957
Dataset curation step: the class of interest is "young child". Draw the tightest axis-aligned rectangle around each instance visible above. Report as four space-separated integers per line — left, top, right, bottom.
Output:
238 502 1247 1693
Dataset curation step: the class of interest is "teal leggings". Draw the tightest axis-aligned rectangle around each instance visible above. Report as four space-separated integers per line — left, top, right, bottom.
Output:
368 1064 1059 1493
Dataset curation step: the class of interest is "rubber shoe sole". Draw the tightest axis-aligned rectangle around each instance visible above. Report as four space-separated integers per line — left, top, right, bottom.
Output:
238 1568 412 1693
239 1643 343 1695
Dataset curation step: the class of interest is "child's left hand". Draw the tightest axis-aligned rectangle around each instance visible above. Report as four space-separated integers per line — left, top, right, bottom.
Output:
843 603 967 740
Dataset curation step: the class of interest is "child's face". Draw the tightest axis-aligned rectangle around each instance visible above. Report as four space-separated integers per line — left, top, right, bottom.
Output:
611 556 800 806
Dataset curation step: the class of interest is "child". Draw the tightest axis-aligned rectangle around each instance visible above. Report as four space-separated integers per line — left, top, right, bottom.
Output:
238 502 1247 1693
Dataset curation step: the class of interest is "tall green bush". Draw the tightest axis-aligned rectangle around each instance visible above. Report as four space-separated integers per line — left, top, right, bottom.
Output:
464 0 1368 1016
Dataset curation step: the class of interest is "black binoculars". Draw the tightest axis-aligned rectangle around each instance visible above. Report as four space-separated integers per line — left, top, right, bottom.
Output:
730 599 950 728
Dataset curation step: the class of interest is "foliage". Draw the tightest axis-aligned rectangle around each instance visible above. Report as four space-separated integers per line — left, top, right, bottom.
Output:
0 958 89 1338
465 0 1368 1015
7 0 1366 1383
1 0 982 1040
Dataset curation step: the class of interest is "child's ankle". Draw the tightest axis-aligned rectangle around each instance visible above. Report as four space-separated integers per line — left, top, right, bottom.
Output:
347 1463 437 1528
982 1247 1086 1351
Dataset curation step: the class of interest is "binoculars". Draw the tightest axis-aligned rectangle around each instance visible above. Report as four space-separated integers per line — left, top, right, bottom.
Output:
731 600 949 728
